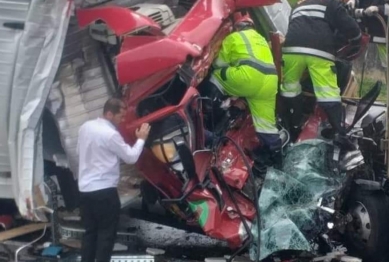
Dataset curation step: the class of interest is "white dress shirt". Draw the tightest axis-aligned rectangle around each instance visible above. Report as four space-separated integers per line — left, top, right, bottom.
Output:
77 118 145 192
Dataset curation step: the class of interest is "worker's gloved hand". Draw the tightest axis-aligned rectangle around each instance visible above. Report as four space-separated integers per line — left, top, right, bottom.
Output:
364 6 379 16
346 0 355 9
354 8 364 18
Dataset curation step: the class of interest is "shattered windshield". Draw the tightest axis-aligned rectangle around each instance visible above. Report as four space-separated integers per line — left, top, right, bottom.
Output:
250 139 347 260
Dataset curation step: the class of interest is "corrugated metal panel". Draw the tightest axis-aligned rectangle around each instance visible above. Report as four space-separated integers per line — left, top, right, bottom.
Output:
0 0 30 174
47 16 116 178
47 14 142 206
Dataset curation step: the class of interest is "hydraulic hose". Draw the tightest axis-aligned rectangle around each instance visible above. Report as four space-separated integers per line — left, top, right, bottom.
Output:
215 136 261 262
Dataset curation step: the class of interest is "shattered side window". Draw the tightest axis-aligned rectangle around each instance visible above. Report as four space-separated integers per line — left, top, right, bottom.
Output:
250 139 347 260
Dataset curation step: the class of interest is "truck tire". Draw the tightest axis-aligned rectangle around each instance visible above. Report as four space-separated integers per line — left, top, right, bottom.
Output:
344 189 389 262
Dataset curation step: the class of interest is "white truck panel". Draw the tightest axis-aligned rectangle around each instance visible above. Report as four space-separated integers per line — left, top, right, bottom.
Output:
0 0 72 220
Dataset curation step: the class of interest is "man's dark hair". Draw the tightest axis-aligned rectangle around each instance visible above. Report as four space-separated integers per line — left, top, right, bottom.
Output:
103 98 126 115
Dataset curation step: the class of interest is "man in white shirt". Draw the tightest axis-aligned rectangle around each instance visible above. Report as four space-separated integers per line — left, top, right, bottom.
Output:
77 98 150 262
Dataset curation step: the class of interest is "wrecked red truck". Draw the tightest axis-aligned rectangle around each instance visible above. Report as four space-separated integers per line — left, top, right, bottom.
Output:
1 0 389 261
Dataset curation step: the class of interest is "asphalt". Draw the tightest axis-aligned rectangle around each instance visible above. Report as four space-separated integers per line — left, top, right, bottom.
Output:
0 214 232 262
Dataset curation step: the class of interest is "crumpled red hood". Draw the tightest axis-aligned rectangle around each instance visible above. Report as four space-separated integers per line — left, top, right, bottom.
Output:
77 0 280 85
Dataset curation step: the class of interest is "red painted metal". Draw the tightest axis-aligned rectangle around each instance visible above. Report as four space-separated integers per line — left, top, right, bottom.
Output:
168 0 233 50
217 114 259 190
116 0 233 85
117 38 201 85
297 106 328 142
75 0 281 250
0 215 13 230
77 6 162 36
193 151 213 183
76 0 280 85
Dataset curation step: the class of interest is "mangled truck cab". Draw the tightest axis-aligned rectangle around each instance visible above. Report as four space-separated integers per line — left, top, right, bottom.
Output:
72 0 287 250
2 0 389 262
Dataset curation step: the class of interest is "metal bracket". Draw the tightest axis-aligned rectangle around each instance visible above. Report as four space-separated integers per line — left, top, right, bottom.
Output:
380 139 389 151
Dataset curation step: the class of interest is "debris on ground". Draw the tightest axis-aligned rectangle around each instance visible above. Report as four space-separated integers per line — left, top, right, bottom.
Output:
146 247 165 255
0 223 49 242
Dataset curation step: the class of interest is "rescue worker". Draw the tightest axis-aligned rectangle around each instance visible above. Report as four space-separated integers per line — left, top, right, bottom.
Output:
346 0 388 68
77 98 150 262
280 0 362 140
209 13 281 160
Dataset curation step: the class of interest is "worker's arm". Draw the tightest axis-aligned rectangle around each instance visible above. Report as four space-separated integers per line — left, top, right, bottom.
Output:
213 33 235 68
108 132 145 165
350 0 388 17
328 0 362 43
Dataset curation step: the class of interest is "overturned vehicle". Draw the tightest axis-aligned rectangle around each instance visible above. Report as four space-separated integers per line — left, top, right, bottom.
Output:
2 0 389 261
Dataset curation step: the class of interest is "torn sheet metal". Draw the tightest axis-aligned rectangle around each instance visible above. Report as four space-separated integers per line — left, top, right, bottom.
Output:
6 0 72 220
259 0 291 36
250 139 348 260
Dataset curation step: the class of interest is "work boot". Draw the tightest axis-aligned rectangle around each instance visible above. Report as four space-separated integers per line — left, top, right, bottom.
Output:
270 150 283 170
319 102 346 136
290 126 301 142
251 146 272 178
278 95 303 142
252 163 267 179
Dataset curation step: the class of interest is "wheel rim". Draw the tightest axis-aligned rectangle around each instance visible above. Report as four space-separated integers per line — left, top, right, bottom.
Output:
349 201 372 245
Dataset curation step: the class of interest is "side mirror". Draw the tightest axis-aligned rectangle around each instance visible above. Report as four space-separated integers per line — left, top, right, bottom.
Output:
346 81 382 133
173 138 196 180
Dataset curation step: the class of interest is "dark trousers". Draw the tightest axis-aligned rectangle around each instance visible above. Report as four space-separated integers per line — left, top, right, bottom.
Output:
256 133 281 152
80 187 121 262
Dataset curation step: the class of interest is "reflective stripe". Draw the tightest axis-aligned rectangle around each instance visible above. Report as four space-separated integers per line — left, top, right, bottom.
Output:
279 91 301 97
316 97 341 102
313 86 339 93
291 11 325 20
282 47 335 61
238 31 255 57
280 82 302 97
373 36 386 44
239 59 277 75
314 86 340 101
282 82 301 92
349 33 362 42
291 5 326 20
253 116 279 134
293 4 327 13
237 32 277 75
